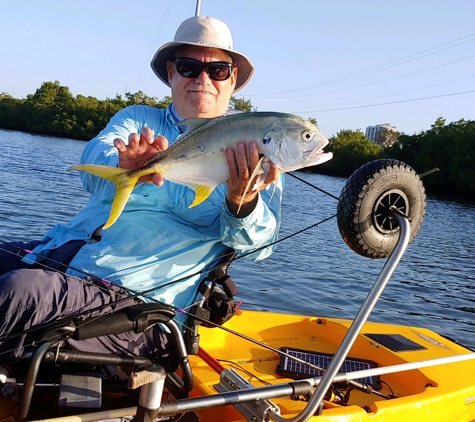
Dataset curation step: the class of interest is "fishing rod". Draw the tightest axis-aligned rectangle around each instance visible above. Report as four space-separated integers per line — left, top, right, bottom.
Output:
0 213 335 352
287 172 339 200
0 210 334 315
288 167 439 202
0 211 333 309
0 245 328 373
0 166 438 347
0 203 335 297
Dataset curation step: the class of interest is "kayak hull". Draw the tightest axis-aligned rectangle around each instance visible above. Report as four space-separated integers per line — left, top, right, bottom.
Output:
189 310 475 421
0 309 473 422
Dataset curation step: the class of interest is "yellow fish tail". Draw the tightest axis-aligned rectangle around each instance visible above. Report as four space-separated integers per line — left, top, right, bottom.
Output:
68 164 139 229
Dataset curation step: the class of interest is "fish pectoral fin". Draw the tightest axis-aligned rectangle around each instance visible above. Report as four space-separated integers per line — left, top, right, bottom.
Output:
251 159 272 191
187 184 216 208
237 156 266 214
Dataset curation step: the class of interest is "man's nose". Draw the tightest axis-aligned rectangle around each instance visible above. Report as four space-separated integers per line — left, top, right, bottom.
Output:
194 69 211 84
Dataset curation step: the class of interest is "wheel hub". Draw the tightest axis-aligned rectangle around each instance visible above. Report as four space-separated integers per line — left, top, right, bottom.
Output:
372 189 409 234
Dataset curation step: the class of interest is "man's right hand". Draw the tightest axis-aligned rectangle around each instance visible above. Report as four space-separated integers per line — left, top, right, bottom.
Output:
114 127 168 186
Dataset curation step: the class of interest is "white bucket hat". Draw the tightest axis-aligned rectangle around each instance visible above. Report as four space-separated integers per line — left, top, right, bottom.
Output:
150 16 255 93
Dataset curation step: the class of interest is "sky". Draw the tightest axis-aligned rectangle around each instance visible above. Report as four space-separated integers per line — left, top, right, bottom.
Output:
1 0 474 138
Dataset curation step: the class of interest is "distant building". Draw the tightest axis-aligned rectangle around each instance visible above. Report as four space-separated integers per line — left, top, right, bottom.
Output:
365 123 397 142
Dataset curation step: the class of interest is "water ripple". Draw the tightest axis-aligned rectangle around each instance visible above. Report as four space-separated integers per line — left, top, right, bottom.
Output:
1 129 474 349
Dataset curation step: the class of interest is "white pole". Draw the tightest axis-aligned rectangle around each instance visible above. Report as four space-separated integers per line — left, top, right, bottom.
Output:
195 0 201 16
31 353 475 422
334 352 475 383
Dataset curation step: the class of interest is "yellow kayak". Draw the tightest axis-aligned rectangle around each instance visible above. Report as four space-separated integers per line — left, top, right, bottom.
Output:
191 309 475 422
1 309 473 422
1 160 472 422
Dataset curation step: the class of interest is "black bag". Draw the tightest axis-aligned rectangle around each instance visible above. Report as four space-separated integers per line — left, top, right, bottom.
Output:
197 277 238 328
194 249 238 328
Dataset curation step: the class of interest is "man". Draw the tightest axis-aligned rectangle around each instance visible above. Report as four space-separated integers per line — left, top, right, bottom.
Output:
0 16 283 363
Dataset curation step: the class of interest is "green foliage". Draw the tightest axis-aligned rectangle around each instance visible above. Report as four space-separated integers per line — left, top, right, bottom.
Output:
0 93 26 130
385 117 475 196
317 129 383 177
23 81 77 136
230 96 255 112
307 117 318 126
124 91 171 108
1 82 473 199
375 128 399 147
0 82 173 140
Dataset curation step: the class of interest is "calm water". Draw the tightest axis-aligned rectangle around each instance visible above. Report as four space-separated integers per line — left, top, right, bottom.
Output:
1 129 474 349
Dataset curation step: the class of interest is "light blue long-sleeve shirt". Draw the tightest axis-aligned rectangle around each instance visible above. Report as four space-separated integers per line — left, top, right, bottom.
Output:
26 104 284 323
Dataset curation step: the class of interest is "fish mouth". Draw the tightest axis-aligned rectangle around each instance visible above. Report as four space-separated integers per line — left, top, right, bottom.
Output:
303 146 333 165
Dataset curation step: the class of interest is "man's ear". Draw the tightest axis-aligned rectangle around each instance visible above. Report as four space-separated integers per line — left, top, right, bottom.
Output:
166 61 174 84
230 67 238 90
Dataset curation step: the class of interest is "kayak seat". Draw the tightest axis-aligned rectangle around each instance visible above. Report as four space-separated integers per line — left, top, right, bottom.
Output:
13 303 193 421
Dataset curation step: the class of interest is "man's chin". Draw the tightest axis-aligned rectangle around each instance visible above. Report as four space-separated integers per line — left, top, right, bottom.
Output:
187 101 220 117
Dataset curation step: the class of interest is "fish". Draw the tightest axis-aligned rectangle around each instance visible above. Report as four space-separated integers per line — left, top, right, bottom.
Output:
69 111 333 228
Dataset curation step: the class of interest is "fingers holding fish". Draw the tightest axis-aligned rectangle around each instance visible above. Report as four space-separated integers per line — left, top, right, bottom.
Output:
259 162 280 191
115 130 169 185
148 172 166 187
225 141 259 218
120 127 154 152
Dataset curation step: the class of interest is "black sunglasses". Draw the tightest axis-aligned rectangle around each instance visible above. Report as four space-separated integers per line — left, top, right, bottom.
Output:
173 57 235 81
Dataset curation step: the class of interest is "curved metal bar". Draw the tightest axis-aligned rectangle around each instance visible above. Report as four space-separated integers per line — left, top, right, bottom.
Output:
164 319 194 394
269 212 411 422
154 381 314 416
16 341 55 422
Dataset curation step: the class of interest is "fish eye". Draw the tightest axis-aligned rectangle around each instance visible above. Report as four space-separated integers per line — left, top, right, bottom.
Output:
302 130 313 142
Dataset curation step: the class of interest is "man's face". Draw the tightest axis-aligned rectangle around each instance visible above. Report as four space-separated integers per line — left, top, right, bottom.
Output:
167 45 237 119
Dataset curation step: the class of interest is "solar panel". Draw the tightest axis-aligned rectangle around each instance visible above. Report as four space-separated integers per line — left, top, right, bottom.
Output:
276 347 381 389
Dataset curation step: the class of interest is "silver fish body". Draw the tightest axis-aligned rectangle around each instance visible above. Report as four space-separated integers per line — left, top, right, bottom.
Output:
69 111 332 228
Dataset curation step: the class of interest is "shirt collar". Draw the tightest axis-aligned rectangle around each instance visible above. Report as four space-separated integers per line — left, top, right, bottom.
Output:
168 103 187 133
168 103 244 134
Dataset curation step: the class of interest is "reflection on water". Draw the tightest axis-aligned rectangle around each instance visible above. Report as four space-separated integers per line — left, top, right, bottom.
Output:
1 129 474 349
0 130 89 240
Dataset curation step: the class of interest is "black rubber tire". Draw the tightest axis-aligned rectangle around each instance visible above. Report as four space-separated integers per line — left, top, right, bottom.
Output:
337 159 426 259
